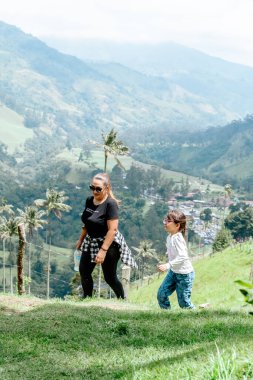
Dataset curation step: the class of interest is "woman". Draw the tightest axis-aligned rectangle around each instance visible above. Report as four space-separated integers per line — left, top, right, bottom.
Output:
76 172 136 298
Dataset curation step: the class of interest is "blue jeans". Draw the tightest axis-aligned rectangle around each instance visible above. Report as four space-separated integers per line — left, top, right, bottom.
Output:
157 269 195 309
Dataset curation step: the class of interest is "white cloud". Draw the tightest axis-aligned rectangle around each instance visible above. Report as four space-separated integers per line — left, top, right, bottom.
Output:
1 0 253 66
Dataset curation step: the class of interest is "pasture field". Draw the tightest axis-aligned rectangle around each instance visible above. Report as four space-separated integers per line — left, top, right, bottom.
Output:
0 106 33 152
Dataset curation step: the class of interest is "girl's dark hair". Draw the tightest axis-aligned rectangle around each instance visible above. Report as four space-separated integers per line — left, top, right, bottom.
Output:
93 172 120 206
167 209 187 238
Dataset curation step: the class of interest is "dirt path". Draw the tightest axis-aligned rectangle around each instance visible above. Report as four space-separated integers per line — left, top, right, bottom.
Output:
0 294 150 313
0 294 47 313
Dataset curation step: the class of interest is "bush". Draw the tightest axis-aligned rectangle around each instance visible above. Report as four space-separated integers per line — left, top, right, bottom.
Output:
212 227 233 252
235 279 253 316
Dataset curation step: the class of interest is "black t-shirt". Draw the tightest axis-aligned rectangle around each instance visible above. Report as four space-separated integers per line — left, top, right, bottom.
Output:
81 196 119 238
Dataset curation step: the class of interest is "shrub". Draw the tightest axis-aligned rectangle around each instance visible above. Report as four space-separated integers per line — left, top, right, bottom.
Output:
212 227 233 252
235 279 253 316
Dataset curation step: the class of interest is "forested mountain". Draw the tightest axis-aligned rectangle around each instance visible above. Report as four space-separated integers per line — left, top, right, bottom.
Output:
2 19 253 153
127 115 253 190
1 20 253 193
45 38 253 120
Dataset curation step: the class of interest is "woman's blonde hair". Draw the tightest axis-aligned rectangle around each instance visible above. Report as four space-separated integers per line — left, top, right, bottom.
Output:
167 209 187 239
93 172 120 206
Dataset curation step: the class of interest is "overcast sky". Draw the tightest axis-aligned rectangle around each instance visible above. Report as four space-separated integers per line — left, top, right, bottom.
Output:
2 0 253 67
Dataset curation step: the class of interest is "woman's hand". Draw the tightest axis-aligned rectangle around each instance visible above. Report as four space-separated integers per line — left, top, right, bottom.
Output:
76 226 87 250
76 239 83 250
95 249 107 264
157 263 169 272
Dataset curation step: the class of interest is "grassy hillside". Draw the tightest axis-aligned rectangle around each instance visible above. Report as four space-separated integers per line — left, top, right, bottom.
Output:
0 105 33 152
129 241 253 311
57 147 223 193
0 243 253 379
0 297 252 379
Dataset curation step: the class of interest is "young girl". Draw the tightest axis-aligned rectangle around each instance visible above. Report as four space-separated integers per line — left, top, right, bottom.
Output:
157 210 195 309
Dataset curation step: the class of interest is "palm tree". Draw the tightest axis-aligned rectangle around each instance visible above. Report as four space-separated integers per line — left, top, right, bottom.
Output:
89 128 129 172
17 223 26 295
0 202 14 216
101 128 129 172
0 215 19 293
34 189 71 299
17 206 47 294
0 202 16 293
132 240 158 285
34 189 72 223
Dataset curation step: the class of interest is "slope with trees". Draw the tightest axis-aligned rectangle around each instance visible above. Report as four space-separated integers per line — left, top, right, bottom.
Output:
127 115 253 194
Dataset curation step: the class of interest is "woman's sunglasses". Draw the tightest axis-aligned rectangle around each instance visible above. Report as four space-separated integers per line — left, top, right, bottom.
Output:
89 184 103 193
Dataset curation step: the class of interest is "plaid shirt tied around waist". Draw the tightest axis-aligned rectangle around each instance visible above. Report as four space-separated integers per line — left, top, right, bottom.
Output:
81 231 137 269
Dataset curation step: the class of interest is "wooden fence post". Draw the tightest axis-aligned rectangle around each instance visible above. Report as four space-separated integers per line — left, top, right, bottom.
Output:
3 239 6 293
122 265 131 299
46 247 51 299
250 263 253 284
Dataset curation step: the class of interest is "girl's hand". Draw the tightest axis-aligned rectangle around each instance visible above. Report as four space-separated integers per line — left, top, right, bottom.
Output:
157 263 169 272
95 249 107 264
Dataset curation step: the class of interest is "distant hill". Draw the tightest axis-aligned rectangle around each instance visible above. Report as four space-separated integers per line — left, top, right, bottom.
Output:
44 37 253 119
126 115 253 188
1 21 253 191
1 20 253 153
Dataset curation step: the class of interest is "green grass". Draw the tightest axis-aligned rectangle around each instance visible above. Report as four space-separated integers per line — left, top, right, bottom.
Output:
1 244 253 379
0 298 252 379
0 105 33 153
129 242 253 311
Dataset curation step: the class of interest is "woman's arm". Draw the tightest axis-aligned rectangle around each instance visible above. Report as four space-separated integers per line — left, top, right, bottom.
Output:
95 219 118 264
76 226 87 250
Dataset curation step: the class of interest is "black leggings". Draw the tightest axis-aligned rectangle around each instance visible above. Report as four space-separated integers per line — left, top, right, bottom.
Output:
79 242 125 299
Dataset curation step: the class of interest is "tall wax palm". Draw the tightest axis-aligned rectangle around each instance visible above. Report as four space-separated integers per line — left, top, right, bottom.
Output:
17 223 26 295
0 215 19 293
0 202 16 293
17 206 47 294
132 240 158 285
34 189 71 299
101 128 129 172
0 203 14 216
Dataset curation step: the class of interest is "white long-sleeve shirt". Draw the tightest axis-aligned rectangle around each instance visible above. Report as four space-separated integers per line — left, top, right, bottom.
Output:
165 232 194 274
